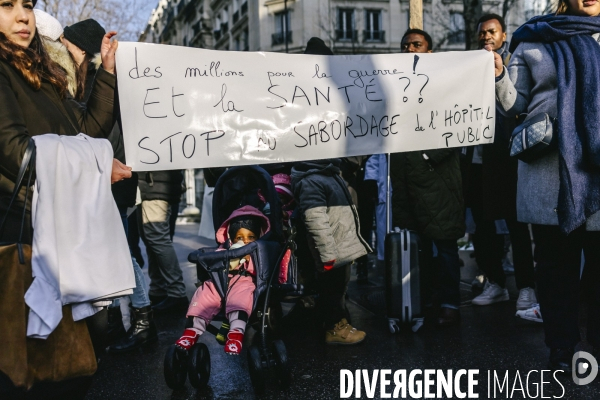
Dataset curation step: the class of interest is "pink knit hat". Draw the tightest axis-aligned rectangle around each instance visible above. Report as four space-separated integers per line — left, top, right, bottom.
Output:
272 173 294 211
272 173 291 187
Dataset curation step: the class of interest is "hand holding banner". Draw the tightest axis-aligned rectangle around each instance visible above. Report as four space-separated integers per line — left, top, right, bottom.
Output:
115 42 496 171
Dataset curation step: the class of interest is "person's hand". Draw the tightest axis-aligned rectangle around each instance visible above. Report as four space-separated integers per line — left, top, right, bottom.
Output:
101 31 118 75
111 158 132 184
484 44 504 78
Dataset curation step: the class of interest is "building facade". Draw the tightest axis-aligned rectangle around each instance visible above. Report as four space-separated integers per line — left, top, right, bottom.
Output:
141 0 556 52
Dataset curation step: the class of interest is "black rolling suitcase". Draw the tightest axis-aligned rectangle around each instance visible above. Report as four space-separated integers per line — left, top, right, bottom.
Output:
384 228 424 333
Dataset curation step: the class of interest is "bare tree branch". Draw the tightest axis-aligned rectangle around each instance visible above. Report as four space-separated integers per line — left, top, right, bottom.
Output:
37 0 153 41
502 0 519 20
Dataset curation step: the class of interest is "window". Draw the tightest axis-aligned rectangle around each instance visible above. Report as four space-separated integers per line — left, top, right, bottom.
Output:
236 29 249 51
232 0 239 23
214 16 222 41
243 28 249 51
190 20 201 40
275 11 289 35
448 12 465 45
364 10 384 42
272 11 291 45
221 8 229 34
337 8 355 41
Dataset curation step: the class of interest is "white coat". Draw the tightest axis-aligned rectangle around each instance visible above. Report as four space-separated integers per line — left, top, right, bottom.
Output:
27 134 134 339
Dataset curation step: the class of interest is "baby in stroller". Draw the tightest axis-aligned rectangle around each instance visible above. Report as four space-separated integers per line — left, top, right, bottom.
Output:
175 205 269 355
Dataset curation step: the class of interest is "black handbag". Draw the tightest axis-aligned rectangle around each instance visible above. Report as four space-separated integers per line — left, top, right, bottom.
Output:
509 113 557 163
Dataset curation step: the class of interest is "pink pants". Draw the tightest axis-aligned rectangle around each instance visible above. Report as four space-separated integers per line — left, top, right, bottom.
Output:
186 275 255 322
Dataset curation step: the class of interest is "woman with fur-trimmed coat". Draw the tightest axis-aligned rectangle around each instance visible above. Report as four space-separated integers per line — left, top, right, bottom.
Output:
0 1 121 397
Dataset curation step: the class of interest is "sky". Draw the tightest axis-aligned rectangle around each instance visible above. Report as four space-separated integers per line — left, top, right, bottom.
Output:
132 1 158 40
35 0 159 42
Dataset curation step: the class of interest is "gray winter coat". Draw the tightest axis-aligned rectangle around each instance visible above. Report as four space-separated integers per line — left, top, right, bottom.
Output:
291 161 371 269
495 39 600 230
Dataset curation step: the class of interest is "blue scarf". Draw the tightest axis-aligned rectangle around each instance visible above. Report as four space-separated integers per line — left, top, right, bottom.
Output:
510 15 600 234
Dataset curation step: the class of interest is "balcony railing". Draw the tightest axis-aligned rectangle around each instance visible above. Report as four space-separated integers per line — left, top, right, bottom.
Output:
363 30 385 42
335 29 357 41
272 31 292 46
233 10 239 24
241 1 248 15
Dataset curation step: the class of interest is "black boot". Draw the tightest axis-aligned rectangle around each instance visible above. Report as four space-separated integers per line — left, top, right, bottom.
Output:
106 306 126 345
108 306 158 353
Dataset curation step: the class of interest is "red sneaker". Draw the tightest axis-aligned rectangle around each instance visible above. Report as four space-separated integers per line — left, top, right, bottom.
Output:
224 331 244 355
175 329 199 351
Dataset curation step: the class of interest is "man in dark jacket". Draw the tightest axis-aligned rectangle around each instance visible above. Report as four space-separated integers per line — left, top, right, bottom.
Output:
138 170 187 312
291 158 371 345
465 14 536 313
391 29 464 327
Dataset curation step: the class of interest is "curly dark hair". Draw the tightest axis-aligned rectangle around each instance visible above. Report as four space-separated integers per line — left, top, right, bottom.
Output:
0 31 68 97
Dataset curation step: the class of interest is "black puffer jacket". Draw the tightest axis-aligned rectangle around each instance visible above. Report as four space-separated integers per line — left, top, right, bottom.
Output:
138 170 184 204
291 160 371 269
391 149 465 241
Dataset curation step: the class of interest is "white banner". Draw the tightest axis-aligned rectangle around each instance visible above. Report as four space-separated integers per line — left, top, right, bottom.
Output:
116 42 496 171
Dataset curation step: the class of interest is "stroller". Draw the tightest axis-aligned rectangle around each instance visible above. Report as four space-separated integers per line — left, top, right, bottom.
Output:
163 166 302 393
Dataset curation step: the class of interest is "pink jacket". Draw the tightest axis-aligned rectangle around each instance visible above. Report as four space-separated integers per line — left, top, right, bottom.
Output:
215 206 271 276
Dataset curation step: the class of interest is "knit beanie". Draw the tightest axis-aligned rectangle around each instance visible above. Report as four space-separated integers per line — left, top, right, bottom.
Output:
272 173 294 207
34 9 63 41
304 37 333 55
63 19 106 55
228 216 262 240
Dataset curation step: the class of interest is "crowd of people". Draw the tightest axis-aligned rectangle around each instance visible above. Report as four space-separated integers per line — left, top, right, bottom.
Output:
0 0 599 398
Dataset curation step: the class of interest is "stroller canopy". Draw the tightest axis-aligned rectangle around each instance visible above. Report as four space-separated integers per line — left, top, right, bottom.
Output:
212 166 283 241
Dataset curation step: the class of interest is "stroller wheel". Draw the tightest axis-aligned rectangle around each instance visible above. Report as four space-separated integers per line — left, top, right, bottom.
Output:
164 344 187 389
247 345 266 394
188 342 211 389
271 340 291 389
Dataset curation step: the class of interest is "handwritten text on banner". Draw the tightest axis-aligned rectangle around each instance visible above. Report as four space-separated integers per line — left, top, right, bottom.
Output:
115 42 496 171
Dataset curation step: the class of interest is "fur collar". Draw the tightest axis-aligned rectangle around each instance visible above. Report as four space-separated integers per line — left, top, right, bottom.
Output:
92 53 102 70
42 38 77 97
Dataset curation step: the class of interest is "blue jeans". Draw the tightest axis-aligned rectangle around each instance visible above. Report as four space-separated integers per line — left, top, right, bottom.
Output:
112 206 151 309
